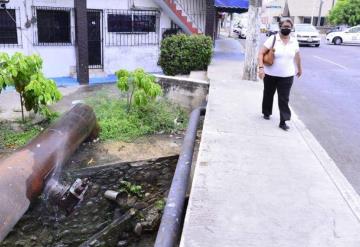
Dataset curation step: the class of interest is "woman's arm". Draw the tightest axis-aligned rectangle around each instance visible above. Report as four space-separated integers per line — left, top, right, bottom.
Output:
258 46 269 80
295 52 302 77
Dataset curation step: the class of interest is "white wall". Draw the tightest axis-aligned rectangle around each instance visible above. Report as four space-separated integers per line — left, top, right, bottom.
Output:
1 0 173 79
104 46 161 74
0 0 76 78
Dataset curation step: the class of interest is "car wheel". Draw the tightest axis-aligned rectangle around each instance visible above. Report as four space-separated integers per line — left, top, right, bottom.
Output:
333 37 342 45
315 44 320 47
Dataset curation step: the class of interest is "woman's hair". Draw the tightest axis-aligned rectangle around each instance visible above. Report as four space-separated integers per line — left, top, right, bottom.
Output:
279 17 294 28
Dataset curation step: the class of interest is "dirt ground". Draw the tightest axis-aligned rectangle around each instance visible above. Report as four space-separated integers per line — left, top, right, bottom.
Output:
67 133 185 168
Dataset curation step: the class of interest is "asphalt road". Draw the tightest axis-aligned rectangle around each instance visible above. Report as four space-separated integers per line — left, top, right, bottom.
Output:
290 40 360 193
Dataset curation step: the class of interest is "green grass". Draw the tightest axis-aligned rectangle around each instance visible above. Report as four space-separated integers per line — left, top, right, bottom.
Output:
0 121 42 149
86 96 188 142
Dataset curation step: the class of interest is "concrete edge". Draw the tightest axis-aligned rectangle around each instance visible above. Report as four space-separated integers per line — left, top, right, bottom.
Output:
154 74 210 85
179 102 213 247
291 109 360 223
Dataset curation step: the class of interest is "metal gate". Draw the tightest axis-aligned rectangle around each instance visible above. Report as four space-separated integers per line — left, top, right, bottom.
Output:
87 10 103 69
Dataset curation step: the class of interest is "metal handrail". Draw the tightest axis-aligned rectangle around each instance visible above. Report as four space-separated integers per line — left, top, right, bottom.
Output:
172 0 206 33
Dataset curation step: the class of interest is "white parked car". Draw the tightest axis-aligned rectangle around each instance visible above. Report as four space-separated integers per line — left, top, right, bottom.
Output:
294 24 321 47
326 25 360 45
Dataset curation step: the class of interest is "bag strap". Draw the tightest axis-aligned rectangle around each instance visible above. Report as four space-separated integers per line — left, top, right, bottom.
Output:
271 35 276 48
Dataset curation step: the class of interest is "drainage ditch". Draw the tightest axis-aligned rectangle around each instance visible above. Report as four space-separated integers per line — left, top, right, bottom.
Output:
0 156 178 247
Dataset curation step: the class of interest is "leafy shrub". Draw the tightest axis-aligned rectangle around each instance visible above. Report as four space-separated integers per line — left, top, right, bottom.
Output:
116 68 162 113
158 34 213 76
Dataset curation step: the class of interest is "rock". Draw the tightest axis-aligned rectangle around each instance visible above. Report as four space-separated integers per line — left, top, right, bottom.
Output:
126 196 137 207
10 123 23 132
89 184 100 197
89 239 99 246
14 240 28 246
145 193 151 198
117 240 128 247
134 202 148 210
141 206 162 232
134 223 142 236
60 229 71 238
21 224 37 233
95 221 109 230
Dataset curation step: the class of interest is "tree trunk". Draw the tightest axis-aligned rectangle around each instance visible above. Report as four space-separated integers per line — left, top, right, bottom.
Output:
19 93 25 123
243 0 262 81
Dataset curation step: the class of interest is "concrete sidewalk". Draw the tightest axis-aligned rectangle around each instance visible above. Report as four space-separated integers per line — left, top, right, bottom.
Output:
180 37 360 246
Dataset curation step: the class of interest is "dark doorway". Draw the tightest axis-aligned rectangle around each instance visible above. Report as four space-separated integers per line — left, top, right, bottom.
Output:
87 10 102 68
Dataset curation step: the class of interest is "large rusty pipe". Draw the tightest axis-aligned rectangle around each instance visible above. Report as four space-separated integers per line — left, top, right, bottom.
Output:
0 104 98 241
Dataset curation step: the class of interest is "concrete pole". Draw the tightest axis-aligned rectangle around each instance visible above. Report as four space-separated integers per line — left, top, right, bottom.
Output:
74 0 89 85
317 0 324 27
311 0 316 25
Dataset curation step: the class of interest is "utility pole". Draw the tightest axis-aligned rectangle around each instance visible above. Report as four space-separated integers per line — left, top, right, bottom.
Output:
317 0 324 27
243 0 262 81
311 0 316 25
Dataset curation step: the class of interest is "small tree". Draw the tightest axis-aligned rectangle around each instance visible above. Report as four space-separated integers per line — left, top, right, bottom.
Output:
0 52 62 122
328 0 360 26
116 68 162 113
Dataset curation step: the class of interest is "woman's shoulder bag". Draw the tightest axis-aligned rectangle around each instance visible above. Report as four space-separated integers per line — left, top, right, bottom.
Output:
263 35 276 66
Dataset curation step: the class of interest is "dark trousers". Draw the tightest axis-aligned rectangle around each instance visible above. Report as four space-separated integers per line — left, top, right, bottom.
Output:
262 74 294 122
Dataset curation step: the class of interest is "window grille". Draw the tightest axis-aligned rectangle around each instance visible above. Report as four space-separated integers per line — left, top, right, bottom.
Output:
0 8 22 47
105 9 160 46
33 6 74 46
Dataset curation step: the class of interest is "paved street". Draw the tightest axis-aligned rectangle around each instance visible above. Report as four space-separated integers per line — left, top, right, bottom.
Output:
291 41 360 193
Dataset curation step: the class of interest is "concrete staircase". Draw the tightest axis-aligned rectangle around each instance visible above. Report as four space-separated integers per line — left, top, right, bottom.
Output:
154 0 206 34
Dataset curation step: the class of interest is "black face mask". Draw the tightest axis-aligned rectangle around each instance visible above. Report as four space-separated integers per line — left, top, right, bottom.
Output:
280 28 292 36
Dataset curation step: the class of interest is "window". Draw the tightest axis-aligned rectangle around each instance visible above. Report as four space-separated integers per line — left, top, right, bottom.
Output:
107 12 156 33
348 27 360 33
133 15 156 32
36 8 71 44
108 14 132 32
105 9 159 46
0 9 17 44
303 17 311 24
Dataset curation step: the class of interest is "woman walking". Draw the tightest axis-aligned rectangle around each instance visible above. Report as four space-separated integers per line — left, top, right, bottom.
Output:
258 17 302 131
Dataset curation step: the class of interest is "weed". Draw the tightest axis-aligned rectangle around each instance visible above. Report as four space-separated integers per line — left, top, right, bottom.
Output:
86 95 188 142
119 180 144 198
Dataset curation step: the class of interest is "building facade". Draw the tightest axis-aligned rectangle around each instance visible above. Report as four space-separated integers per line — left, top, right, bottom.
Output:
262 0 337 26
0 0 206 82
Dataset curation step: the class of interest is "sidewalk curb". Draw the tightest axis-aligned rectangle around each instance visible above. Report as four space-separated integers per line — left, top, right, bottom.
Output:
292 110 360 223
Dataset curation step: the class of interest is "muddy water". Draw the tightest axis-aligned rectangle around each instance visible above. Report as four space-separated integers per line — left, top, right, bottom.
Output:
0 156 177 247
